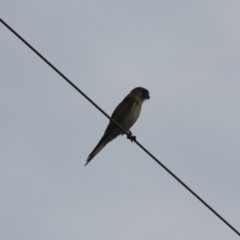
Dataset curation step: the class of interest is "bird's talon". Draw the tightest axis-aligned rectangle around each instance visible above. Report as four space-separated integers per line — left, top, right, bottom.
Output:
131 135 136 142
127 130 136 142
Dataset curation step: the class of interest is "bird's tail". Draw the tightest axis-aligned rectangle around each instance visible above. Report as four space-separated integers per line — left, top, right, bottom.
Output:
85 142 105 166
85 125 120 166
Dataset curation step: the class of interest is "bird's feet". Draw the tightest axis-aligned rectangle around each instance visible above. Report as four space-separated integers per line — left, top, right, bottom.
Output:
127 130 136 142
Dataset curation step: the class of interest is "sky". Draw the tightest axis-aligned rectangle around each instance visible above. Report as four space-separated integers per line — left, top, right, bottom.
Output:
1 1 240 239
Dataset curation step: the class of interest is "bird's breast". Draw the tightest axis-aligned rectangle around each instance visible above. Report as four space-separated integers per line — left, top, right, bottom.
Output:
121 104 141 130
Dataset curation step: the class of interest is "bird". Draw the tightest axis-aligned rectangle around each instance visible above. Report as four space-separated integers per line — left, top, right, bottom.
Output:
85 87 150 166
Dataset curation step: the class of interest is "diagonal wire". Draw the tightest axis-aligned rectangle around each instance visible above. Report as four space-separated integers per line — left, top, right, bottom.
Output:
1 18 239 237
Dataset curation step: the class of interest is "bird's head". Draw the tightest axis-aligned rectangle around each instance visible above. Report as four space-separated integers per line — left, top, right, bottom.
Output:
131 87 150 101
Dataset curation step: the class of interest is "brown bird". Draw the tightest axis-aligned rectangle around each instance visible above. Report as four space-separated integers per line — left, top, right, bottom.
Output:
85 87 150 166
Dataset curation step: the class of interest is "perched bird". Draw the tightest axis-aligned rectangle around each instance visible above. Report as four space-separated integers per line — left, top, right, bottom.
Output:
85 87 150 166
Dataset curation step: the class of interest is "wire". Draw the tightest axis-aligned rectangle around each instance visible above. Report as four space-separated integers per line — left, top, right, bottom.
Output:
1 18 239 237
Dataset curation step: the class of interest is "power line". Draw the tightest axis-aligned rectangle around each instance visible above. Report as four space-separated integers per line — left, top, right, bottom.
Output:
1 18 239 237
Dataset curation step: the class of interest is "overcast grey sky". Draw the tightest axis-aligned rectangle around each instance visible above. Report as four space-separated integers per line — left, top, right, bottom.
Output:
1 1 240 239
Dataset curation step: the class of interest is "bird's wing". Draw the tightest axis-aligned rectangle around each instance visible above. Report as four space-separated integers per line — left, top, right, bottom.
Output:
111 96 137 122
103 96 138 136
